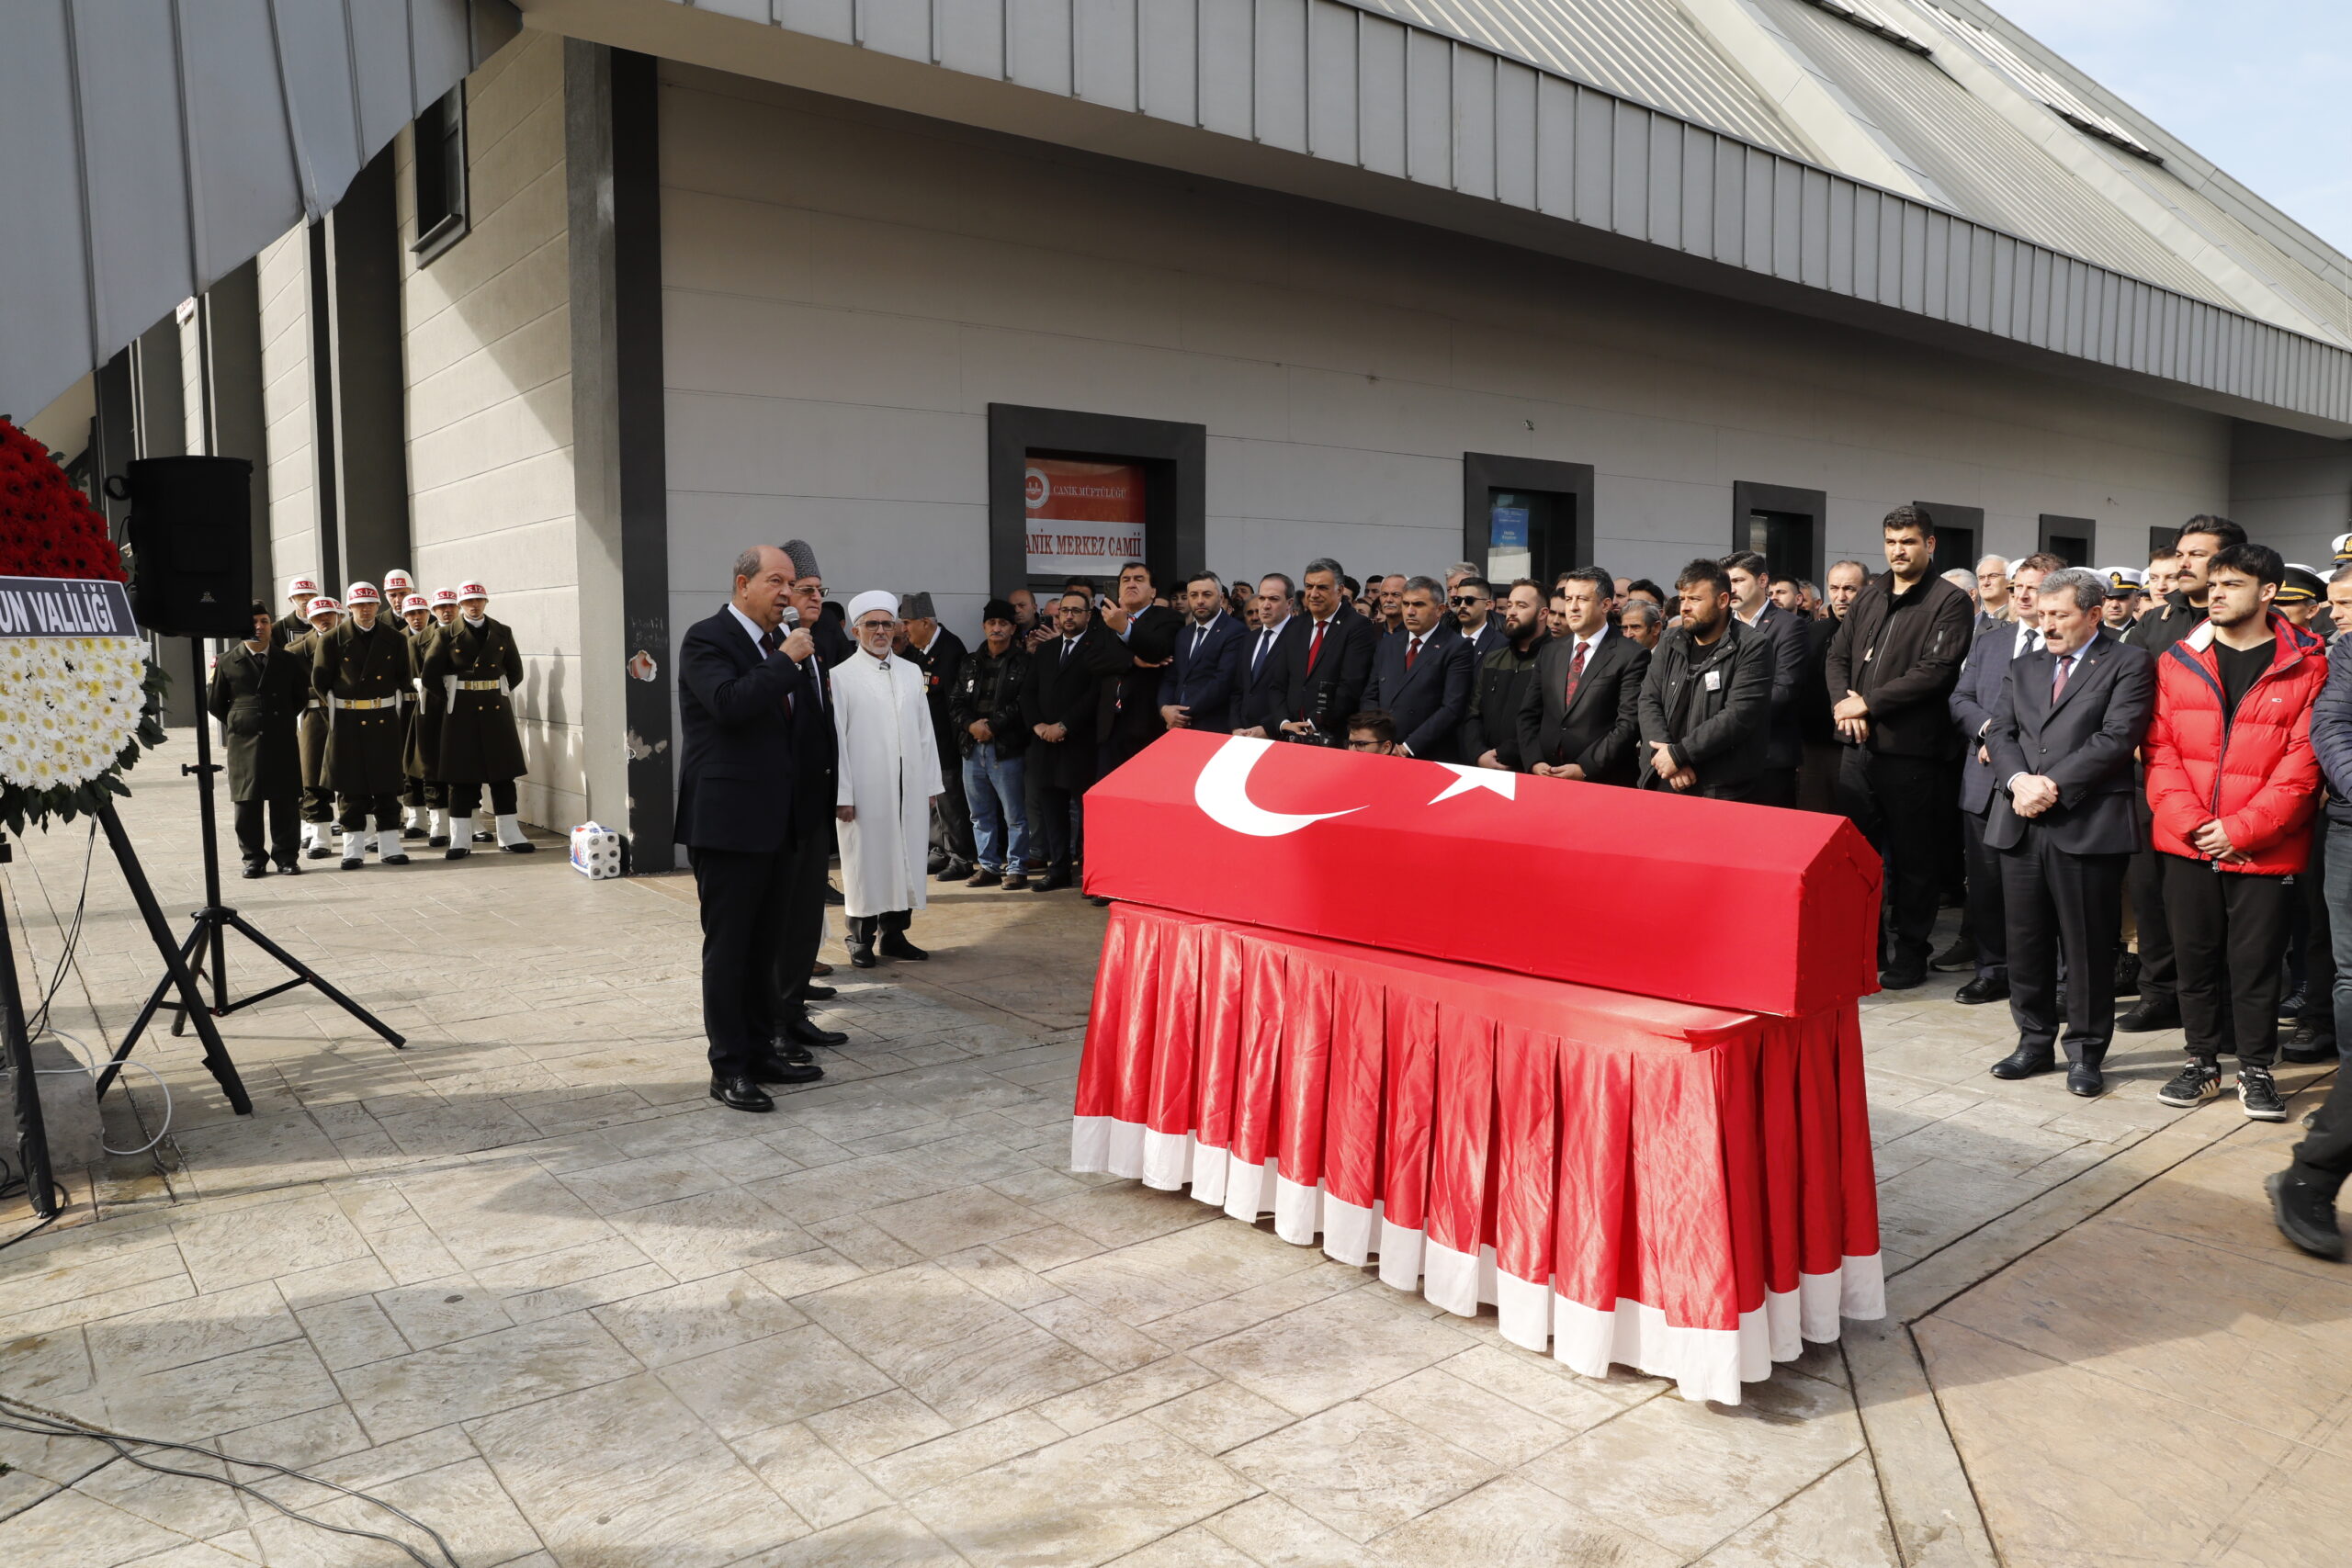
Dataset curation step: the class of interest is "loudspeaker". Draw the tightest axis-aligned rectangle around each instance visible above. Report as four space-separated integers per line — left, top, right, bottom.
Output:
119 457 254 637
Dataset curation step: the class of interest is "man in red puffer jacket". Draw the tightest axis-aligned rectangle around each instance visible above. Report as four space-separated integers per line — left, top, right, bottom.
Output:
2145 542 2327 1121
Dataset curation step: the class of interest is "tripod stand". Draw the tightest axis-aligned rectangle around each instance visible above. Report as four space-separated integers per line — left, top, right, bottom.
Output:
91 638 404 1108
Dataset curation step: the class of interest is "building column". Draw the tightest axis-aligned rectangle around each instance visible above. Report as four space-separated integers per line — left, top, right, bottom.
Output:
566 39 675 870
324 147 413 586
198 261 275 600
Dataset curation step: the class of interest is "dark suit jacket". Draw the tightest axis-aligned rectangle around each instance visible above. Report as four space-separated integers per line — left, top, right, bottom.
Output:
674 608 814 852
1799 615 1839 744
1747 603 1807 770
907 625 967 784
1635 617 1774 797
1984 633 2154 855
1023 624 1130 790
1517 628 1648 784
1457 619 1507 664
1949 620 2038 816
1102 604 1184 741
1261 612 1377 733
1362 624 1475 760
1237 616 1304 731
1159 612 1248 733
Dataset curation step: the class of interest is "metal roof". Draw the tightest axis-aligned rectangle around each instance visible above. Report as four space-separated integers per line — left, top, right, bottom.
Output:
0 0 519 425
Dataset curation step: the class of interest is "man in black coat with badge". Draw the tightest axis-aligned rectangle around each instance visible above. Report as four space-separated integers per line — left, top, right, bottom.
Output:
424 582 537 860
678 545 824 1111
312 582 416 870
209 601 307 876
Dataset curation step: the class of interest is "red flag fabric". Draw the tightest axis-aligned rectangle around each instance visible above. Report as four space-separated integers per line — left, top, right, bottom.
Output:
1082 731 1881 1018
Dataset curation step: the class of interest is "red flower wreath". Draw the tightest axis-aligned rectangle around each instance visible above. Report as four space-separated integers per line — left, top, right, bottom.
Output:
0 417 126 581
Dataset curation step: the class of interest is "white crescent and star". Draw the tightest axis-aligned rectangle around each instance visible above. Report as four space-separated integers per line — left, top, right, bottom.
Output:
1192 737 1514 838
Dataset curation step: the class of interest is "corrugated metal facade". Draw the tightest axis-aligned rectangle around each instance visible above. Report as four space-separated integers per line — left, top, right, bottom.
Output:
640 0 2350 429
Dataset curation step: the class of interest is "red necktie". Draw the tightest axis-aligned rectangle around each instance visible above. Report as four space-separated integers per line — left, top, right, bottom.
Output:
2052 653 2070 701
1306 619 1329 672
1406 636 1422 671
1565 638 1588 703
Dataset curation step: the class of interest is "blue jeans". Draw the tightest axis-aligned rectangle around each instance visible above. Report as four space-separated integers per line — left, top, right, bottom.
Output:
963 744 1030 874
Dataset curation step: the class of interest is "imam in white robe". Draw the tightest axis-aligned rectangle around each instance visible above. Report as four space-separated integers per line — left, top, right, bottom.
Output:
832 646 941 918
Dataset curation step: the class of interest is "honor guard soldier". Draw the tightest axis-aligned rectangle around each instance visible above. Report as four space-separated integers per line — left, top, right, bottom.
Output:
418 588 461 843
277 575 321 648
314 582 418 868
383 569 414 607
294 596 342 858
394 592 438 840
209 600 308 876
425 581 536 858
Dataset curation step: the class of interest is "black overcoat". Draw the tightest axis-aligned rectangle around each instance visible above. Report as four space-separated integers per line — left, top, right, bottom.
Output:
207 641 304 802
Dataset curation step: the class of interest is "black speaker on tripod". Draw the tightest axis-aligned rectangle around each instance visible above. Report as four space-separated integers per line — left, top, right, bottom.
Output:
119 456 254 638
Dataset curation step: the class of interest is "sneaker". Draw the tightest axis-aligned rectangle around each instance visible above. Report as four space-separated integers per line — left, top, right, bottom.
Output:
2156 1059 2222 1109
1929 938 1977 973
2278 987 2309 1023
2237 1065 2287 1122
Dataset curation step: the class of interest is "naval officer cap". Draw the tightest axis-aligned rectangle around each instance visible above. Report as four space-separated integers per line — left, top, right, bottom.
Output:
2103 566 2145 598
2278 565 2325 604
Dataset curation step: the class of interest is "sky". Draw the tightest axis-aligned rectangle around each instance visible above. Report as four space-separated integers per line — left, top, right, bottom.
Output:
1987 0 2352 256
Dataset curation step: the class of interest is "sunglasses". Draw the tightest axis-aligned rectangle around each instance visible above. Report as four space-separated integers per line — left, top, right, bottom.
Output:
1446 595 1487 606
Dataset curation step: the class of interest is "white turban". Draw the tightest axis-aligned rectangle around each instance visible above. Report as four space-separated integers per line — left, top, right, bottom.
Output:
846 590 899 624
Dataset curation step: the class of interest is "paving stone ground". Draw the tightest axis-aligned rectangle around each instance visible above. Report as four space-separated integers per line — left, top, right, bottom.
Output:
0 730 2345 1567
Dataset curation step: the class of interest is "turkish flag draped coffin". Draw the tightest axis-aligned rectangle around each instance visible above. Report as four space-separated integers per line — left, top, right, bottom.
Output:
1081 732 1880 1018
1071 906 1884 1406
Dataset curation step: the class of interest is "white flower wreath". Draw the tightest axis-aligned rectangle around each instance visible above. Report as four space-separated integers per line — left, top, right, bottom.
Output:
0 636 150 795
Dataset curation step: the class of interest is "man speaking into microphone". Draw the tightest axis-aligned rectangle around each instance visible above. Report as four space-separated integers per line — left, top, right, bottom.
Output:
677 546 824 1111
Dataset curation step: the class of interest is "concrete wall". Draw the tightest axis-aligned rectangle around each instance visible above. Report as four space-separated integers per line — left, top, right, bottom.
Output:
2231 421 2352 566
655 68 2233 643
256 227 321 592
395 30 583 830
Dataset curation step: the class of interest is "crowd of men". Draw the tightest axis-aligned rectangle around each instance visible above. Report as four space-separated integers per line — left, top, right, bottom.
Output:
206 570 536 876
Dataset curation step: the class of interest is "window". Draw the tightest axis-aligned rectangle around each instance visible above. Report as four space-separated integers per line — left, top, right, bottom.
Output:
1731 482 1826 589
2149 525 2180 558
2040 515 2096 568
988 406 1204 595
410 86 468 263
1463 456 1594 592
1915 502 1984 578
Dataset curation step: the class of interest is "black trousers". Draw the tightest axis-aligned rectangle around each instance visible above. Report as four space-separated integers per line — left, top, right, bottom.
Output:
692 843 795 1078
1839 750 1951 970
2304 816 2336 1041
1753 767 1798 810
2290 1067 2352 1196
2000 830 2127 1065
2128 842 2177 1010
2165 855 2294 1066
233 796 300 865
448 780 517 817
1036 786 1080 873
1961 806 2007 981
401 775 447 810
1022 753 1048 869
300 784 337 825
930 760 975 866
771 818 835 1025
335 793 402 831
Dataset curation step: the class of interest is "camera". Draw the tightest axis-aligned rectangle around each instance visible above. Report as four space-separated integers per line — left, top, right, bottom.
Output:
1289 682 1346 748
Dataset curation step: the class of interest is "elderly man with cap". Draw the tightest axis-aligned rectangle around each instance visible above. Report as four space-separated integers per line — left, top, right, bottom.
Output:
209 599 309 876
763 539 852 1051
277 575 322 649
312 582 416 868
424 582 536 857
834 592 942 968
292 596 342 857
895 591 977 883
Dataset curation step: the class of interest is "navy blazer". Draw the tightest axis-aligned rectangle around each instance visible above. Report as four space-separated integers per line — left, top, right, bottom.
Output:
1158 612 1248 733
1949 619 2038 816
674 608 815 853
1457 619 1507 663
1363 624 1475 760
1261 612 1378 732
1237 616 1303 732
1984 632 2154 856
1749 603 1807 771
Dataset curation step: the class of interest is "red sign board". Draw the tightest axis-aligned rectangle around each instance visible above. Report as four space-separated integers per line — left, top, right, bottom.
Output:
1025 457 1146 579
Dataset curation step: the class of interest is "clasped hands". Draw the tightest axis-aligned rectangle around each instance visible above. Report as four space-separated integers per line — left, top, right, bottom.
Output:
1645 740 1695 792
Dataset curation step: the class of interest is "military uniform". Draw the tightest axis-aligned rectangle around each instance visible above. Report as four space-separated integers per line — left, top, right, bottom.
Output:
313 596 417 866
208 630 307 873
423 599 534 856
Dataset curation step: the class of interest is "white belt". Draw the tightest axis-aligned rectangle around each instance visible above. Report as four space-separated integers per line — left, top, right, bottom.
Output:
456 679 503 692
339 696 396 711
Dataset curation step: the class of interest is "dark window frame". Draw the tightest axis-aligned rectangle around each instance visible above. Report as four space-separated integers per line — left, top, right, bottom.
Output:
1731 480 1826 588
2039 514 2097 568
410 85 469 265
1461 454 1595 588
987 405 1205 596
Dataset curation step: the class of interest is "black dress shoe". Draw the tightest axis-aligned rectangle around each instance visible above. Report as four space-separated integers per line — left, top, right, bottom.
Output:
710 1074 775 1111
927 855 949 875
2267 1170 2346 1260
1033 873 1070 892
801 984 838 1003
274 860 301 877
1086 894 1112 908
850 945 876 970
242 862 268 880
822 884 844 907
1929 939 1977 973
1878 964 1928 992
1953 976 2008 1006
749 1053 823 1085
1989 1045 2056 1079
428 833 450 848
2281 1035 2337 1065
2116 1000 2180 1032
879 933 929 961
936 861 973 882
401 824 428 840
783 1015 848 1046
2065 1063 2104 1098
